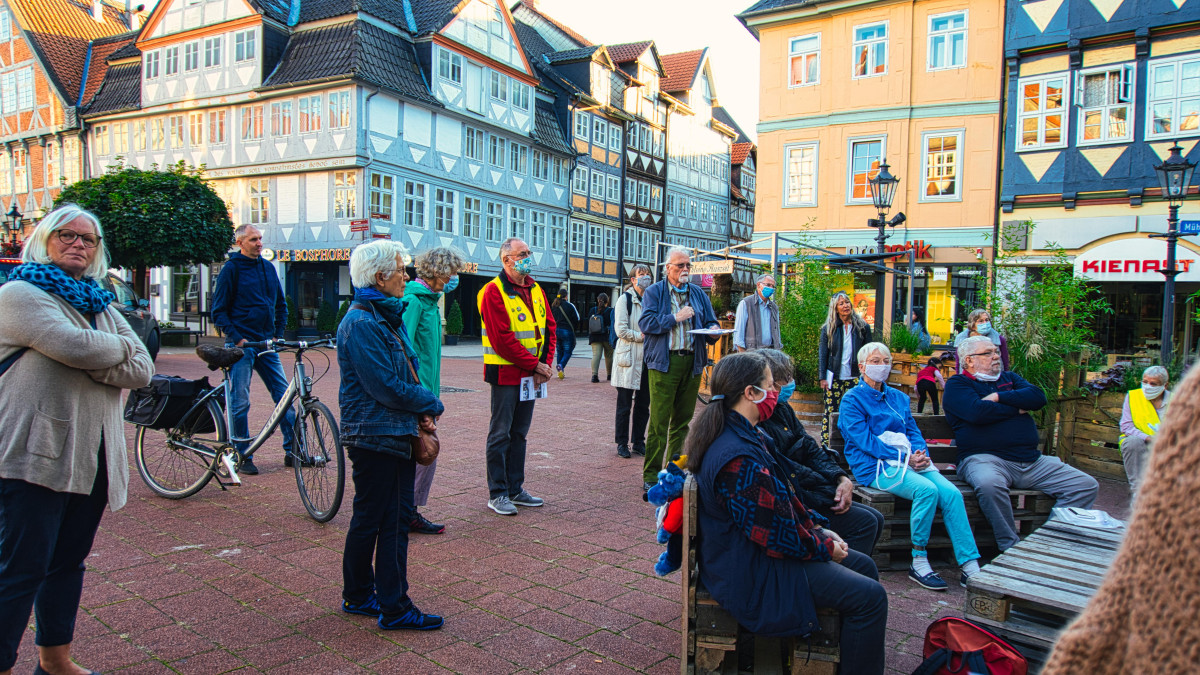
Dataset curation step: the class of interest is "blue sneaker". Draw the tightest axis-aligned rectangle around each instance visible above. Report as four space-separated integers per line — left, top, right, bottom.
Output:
908 566 948 591
378 605 444 631
342 594 381 616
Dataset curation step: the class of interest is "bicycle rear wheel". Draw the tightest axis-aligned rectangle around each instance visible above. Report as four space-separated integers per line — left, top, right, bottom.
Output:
136 398 225 499
293 400 344 522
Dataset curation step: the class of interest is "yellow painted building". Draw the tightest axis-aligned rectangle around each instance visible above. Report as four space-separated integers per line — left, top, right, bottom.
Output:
738 0 1003 342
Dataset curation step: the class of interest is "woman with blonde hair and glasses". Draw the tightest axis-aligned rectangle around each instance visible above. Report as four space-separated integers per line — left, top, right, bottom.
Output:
817 291 872 447
0 204 154 675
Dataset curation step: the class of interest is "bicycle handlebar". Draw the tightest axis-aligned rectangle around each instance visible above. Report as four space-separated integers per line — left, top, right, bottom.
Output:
242 336 336 352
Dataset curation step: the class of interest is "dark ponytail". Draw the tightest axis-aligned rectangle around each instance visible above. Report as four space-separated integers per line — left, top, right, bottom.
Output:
685 352 769 474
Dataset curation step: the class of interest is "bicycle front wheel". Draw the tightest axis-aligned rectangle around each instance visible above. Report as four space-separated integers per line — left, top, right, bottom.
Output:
136 398 225 499
293 400 344 522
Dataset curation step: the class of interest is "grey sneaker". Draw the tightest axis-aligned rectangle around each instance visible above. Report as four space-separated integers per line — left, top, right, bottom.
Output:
510 490 544 507
487 496 518 515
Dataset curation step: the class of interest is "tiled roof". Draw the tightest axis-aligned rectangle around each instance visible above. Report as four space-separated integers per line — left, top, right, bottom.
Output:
731 184 745 201
411 0 464 35
545 46 598 64
9 0 130 103
108 38 140 60
606 40 651 64
738 0 819 17
300 0 417 32
83 61 140 115
81 31 137 109
248 0 293 25
660 49 704 93
713 106 753 145
262 20 440 107
532 101 573 156
513 19 554 63
731 142 752 166
509 1 591 47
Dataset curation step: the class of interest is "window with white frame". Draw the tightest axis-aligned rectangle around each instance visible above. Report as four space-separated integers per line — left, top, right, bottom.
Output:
45 141 58 186
184 42 199 71
624 226 637 258
63 138 80 183
553 157 567 185
590 171 605 199
204 36 221 68
530 210 546 248
489 71 508 102
509 206 527 240
604 227 618 258
144 51 160 80
609 123 621 151
532 149 549 180
0 72 13 112
637 182 650 209
607 175 620 202
627 124 639 150
853 23 887 78
438 49 463 83
133 120 146 150
369 173 394 221
165 46 179 76
1078 65 1133 144
588 224 603 256
592 118 608 147
94 124 111 155
234 30 255 62
788 34 820 87
486 201 504 241
0 11 9 42
509 143 528 174
270 100 291 136
299 95 322 133
12 148 24 193
334 171 357 219
639 124 652 153
667 194 675 213
550 214 566 250
489 136 506 167
404 180 426 229
928 11 966 71
700 202 709 221
434 188 455 232
1148 55 1200 138
651 185 663 211
329 91 351 129
921 130 962 201
249 178 269 225
574 111 590 140
241 105 263 141
689 199 698 218
573 166 589 194
569 220 586 254
168 115 185 147
511 82 530 110
463 196 482 238
847 138 883 202
626 178 636 203
114 123 128 152
1017 74 1068 149
465 127 485 161
150 118 165 150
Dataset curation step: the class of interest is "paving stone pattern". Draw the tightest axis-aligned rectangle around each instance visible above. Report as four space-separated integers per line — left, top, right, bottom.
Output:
12 347 1132 674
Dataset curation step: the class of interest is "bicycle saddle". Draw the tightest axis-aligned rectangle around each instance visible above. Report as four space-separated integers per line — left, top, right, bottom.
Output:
196 344 244 370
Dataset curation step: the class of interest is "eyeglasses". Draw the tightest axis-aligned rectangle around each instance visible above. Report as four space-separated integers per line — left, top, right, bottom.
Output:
970 349 1000 358
55 230 101 248
506 251 531 260
668 263 691 269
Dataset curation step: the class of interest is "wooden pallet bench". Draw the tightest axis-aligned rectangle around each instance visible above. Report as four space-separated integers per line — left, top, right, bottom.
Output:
829 413 1052 569
965 519 1123 672
682 476 841 674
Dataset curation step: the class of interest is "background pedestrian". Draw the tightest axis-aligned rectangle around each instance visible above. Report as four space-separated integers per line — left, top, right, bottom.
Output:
817 291 872 447
588 293 615 383
550 289 579 379
612 265 652 459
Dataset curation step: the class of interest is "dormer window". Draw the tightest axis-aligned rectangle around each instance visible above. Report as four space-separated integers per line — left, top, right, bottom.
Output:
234 30 256 62
438 49 462 84
144 51 160 80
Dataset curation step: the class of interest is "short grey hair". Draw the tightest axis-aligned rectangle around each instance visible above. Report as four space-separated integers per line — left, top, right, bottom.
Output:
415 246 467 281
500 237 525 258
22 203 110 280
234 224 260 241
758 348 795 383
856 341 891 364
350 240 409 289
1143 365 1169 384
957 335 994 365
755 273 775 285
664 246 691 265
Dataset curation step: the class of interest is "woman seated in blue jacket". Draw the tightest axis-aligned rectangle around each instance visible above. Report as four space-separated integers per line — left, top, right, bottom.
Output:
686 352 887 675
838 342 981 591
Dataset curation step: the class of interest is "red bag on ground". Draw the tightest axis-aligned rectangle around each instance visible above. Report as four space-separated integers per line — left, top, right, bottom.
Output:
911 617 1028 675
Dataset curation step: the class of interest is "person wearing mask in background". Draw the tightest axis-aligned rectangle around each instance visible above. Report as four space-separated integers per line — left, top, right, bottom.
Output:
401 246 468 535
1118 365 1170 497
612 265 653 459
478 238 556 516
550 290 579 380
733 274 781 352
210 224 293 475
953 309 1010 373
638 247 720 492
915 357 945 415
817 292 872 448
588 294 615 383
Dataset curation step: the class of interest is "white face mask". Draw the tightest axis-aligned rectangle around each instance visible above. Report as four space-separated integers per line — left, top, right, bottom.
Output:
974 371 1001 382
1143 384 1166 399
862 363 891 382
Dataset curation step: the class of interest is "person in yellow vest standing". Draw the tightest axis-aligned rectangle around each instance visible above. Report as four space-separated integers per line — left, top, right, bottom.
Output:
478 237 557 516
1119 365 1171 497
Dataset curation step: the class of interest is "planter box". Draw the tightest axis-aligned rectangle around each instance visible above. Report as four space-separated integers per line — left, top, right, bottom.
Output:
160 332 191 348
444 334 459 346
1060 391 1127 481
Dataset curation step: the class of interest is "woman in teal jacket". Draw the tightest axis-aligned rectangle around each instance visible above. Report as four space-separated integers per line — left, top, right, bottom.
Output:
402 246 468 535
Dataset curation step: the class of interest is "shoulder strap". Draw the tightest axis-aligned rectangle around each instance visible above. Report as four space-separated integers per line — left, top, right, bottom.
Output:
0 347 29 379
377 315 421 386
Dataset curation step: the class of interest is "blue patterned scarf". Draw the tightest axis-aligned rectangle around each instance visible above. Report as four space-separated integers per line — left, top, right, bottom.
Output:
9 262 115 315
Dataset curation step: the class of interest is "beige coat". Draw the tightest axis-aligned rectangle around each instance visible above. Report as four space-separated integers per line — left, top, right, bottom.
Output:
0 281 154 510
610 289 645 390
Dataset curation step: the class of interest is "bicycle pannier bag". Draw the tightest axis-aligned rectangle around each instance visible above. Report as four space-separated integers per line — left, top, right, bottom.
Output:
588 313 604 335
124 375 213 431
911 617 1028 675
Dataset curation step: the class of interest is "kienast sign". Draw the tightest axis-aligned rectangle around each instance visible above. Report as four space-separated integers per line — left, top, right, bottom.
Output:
1073 238 1200 282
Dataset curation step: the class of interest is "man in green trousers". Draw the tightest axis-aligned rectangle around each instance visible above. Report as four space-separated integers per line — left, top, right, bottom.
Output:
637 247 720 491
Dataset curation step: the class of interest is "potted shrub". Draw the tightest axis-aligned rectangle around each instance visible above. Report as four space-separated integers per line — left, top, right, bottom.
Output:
444 299 463 346
284 304 299 340
335 300 350 330
315 300 338 336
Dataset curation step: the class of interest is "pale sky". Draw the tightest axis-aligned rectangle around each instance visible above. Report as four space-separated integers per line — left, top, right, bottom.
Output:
531 0 762 143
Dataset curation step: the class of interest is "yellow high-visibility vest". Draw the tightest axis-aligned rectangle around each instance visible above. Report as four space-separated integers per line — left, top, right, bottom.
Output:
1121 387 1163 445
477 276 547 365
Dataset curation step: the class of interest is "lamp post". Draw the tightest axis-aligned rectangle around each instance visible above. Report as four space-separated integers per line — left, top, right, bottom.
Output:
5 203 22 247
867 160 901 338
1150 142 1196 366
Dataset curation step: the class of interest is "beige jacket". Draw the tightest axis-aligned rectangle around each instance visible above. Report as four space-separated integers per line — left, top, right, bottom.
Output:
0 280 154 510
611 289 645 390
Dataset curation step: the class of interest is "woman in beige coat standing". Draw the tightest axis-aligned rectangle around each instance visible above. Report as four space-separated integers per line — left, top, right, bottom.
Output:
0 204 154 675
612 264 653 458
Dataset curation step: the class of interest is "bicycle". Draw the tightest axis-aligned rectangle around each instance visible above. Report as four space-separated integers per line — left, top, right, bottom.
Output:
134 338 345 522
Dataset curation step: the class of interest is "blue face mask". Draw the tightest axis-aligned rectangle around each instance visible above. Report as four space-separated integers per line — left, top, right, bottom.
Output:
976 321 992 333
778 380 796 404
443 275 459 293
514 257 534 276
761 286 775 299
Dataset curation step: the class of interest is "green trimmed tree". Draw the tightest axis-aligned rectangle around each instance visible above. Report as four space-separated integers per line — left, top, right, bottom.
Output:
54 162 233 296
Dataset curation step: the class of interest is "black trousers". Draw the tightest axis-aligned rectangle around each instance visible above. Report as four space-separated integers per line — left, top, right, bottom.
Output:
916 380 940 415
0 450 109 671
343 445 415 620
817 501 885 557
803 550 888 675
614 369 650 449
485 384 535 499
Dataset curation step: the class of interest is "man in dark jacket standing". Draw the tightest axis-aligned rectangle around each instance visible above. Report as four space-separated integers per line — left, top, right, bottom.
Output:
638 247 720 490
210 224 293 475
944 335 1098 551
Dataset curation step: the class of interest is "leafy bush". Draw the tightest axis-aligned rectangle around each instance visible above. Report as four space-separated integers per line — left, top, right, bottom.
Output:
778 259 853 394
286 304 298 331
445 299 464 336
336 300 350 328
316 301 338 332
887 322 922 355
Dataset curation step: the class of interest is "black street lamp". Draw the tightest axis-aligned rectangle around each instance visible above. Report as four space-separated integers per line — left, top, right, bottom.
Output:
4 203 22 246
867 160 904 337
1150 142 1196 366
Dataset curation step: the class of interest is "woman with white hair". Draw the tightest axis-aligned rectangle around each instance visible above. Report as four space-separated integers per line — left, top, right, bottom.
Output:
817 292 873 447
337 240 445 631
1119 365 1171 496
402 246 468 534
838 342 980 591
0 204 154 675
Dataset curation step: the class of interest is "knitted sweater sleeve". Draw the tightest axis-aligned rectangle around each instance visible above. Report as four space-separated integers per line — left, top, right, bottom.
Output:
713 457 833 561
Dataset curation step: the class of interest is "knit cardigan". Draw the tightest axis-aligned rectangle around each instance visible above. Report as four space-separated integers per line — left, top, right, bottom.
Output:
1041 364 1200 675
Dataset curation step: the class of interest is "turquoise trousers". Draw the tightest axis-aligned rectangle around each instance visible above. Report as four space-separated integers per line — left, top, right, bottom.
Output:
871 466 980 565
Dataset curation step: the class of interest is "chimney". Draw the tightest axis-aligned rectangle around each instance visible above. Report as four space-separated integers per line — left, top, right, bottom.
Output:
92 0 104 23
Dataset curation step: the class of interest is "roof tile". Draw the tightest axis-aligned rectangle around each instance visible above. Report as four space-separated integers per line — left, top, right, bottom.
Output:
83 60 139 115
660 49 703 92
532 101 572 156
509 1 592 47
10 0 130 103
605 40 651 64
545 45 597 64
731 142 752 166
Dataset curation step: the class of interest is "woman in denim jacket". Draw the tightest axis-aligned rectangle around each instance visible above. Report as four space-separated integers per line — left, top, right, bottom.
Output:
337 240 445 631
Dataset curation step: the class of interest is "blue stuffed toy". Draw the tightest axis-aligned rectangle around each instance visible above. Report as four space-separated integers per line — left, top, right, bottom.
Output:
644 458 687 576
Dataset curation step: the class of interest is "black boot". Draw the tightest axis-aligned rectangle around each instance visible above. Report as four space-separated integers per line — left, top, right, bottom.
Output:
617 444 631 458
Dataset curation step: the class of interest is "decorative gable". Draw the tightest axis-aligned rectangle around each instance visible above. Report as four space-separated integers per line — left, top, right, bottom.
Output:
143 0 256 41
440 0 533 77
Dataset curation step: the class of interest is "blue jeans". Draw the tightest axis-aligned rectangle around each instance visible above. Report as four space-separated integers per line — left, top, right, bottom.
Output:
0 450 109 671
343 445 416 620
555 328 576 371
228 344 295 455
871 467 980 565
